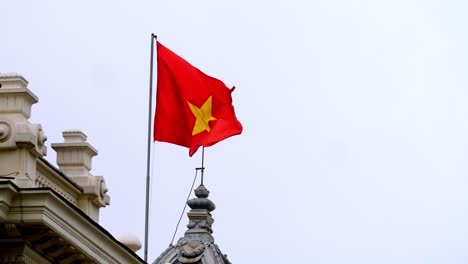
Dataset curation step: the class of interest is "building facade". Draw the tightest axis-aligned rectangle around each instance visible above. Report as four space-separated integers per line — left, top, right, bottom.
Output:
0 73 144 263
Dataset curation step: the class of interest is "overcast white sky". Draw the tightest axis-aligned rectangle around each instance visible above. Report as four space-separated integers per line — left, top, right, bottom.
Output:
3 0 468 263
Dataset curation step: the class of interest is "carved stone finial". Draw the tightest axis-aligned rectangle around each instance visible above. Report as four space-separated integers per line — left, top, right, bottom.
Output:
153 184 232 264
194 185 210 198
0 72 37 121
0 72 46 188
51 129 109 222
117 232 142 252
0 72 29 89
185 185 216 236
52 130 97 177
188 185 216 212
63 130 87 143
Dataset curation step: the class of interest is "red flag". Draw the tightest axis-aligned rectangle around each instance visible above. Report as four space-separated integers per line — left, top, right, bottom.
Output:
154 41 243 156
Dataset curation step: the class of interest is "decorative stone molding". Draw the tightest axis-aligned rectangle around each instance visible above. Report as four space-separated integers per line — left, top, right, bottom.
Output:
0 181 145 264
0 73 143 263
186 185 216 236
34 174 77 205
0 118 16 148
0 73 47 188
51 130 109 222
0 72 29 87
154 184 232 264
0 72 37 121
52 130 97 177
0 73 107 222
0 121 12 143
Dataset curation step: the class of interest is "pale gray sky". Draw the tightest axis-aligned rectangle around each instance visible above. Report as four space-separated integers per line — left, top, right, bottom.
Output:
2 0 468 263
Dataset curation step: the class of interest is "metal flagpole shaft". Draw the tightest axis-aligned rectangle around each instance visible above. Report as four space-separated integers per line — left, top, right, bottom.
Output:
144 33 156 262
201 147 205 185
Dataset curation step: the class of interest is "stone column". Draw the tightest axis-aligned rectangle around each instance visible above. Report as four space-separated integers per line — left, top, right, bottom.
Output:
52 130 110 222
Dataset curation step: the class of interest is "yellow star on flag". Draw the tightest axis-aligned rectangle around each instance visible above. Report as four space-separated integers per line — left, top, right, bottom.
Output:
187 96 217 136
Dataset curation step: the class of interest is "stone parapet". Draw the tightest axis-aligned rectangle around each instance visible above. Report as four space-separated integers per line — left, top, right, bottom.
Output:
0 72 109 223
0 72 141 263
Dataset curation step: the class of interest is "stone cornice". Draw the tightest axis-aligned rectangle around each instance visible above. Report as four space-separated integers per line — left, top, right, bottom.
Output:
0 181 145 264
37 157 83 192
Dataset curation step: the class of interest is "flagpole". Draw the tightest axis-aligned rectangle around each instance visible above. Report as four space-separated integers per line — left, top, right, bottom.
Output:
144 33 156 262
201 146 205 185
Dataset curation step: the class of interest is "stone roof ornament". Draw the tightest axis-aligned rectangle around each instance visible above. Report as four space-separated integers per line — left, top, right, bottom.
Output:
0 72 29 88
52 129 110 222
153 184 231 264
0 72 110 222
0 72 144 263
52 130 98 177
117 232 143 252
0 72 47 187
186 185 216 236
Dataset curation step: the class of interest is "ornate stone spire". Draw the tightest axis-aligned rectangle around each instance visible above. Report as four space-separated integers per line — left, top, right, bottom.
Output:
153 184 231 264
185 185 216 236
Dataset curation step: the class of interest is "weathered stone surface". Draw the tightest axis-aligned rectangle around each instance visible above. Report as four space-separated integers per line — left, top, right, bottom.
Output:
0 73 144 263
154 185 232 264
